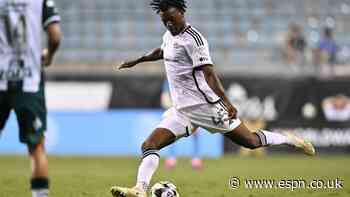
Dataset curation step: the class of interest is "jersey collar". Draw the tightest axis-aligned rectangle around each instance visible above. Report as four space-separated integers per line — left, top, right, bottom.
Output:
180 23 191 35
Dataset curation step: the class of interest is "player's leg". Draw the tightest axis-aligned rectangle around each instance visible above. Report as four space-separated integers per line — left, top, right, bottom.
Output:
14 85 49 197
0 91 11 135
111 128 176 197
238 119 266 157
183 104 262 149
136 128 176 191
224 123 273 149
111 108 190 197
184 102 315 155
224 122 315 155
28 139 49 197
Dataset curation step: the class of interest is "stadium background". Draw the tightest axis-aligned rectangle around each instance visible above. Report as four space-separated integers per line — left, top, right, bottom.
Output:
1 0 350 156
1 1 350 197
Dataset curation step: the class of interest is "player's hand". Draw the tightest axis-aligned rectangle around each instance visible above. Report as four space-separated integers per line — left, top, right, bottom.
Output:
117 60 138 70
42 49 53 67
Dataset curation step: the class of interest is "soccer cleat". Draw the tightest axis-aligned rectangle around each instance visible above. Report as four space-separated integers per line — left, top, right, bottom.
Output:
110 186 147 197
284 132 316 156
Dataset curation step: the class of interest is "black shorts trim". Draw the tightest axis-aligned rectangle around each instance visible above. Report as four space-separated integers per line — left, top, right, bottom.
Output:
185 126 190 137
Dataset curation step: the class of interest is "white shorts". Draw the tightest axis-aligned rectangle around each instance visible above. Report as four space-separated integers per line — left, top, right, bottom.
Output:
157 102 242 138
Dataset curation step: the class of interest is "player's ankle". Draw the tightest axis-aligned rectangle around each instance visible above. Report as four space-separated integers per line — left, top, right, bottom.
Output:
31 177 49 197
135 181 148 192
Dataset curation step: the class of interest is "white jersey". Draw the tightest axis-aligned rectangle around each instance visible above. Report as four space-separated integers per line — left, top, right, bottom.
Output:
161 25 220 109
0 0 60 92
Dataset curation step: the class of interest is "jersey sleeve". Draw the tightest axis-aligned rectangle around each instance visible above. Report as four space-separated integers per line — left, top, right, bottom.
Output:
42 0 61 30
184 31 213 68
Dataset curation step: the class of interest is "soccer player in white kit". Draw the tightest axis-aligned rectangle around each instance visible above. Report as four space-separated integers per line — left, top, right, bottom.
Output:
111 1 315 197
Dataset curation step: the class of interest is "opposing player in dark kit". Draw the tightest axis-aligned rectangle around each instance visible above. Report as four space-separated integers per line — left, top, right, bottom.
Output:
0 0 61 196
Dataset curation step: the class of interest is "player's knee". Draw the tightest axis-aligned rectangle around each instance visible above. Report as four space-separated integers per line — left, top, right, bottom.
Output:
141 140 161 160
245 135 261 150
141 140 160 152
28 140 45 156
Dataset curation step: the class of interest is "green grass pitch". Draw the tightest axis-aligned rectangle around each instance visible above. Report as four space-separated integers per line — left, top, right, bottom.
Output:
0 155 349 197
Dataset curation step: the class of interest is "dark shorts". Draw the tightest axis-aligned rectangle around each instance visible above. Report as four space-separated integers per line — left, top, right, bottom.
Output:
0 82 47 146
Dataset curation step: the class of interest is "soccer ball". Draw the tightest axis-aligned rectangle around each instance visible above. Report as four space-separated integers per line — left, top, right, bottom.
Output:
150 181 180 197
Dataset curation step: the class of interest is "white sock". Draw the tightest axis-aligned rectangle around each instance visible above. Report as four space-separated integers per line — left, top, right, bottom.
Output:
32 189 49 197
257 130 293 146
31 178 49 197
136 151 160 192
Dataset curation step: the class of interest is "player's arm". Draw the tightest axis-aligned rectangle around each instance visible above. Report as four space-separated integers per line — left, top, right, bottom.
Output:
43 23 61 66
185 31 237 119
42 0 61 66
201 65 237 119
118 48 163 70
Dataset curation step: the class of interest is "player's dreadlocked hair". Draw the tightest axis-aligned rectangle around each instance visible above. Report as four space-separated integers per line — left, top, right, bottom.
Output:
150 0 187 13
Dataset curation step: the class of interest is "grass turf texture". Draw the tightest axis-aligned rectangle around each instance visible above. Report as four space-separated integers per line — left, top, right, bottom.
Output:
0 155 349 197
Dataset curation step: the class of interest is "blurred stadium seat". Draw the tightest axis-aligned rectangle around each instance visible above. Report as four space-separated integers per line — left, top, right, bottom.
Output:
54 0 350 75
